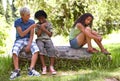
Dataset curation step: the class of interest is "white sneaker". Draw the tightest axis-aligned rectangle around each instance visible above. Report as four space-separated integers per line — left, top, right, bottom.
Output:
10 69 20 80
28 68 40 76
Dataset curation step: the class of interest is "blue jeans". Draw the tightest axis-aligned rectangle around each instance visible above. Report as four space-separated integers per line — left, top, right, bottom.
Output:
69 38 83 49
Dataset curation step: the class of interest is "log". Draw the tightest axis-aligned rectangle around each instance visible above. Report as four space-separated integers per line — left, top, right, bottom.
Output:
18 46 92 61
55 46 92 60
18 46 92 69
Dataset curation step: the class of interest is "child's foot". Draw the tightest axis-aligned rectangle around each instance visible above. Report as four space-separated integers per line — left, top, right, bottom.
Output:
28 68 40 76
42 66 47 75
93 48 99 52
49 66 57 75
10 69 20 80
87 48 99 54
101 49 111 55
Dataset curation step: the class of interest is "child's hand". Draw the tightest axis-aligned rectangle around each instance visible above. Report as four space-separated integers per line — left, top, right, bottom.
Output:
40 26 46 31
40 23 47 31
30 24 38 28
36 24 41 28
25 45 30 53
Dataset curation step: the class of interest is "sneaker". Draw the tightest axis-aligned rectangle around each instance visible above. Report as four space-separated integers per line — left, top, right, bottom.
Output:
42 66 47 75
10 69 20 80
49 66 57 75
28 68 40 76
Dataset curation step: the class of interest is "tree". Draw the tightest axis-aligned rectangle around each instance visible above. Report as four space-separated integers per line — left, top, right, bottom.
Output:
5 0 13 24
11 0 120 36
49 0 87 36
86 0 120 35
0 0 4 15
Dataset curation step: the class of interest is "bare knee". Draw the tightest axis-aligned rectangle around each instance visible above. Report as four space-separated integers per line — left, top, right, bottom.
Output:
13 53 18 57
85 27 91 32
33 52 38 57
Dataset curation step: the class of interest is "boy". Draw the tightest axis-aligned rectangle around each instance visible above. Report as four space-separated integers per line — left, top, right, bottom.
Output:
35 10 57 75
10 7 40 80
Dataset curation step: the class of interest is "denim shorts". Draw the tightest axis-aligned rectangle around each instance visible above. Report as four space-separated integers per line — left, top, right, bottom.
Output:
69 38 83 49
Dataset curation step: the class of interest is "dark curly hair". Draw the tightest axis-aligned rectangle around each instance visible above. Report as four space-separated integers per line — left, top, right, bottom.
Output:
35 10 47 19
73 13 94 28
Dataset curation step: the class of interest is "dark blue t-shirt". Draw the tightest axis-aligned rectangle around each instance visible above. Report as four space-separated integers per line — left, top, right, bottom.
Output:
14 18 35 40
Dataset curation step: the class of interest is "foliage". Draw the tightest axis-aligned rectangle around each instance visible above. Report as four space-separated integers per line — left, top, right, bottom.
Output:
85 0 120 35
11 0 120 36
0 15 9 54
0 0 5 15
0 0 13 54
5 0 13 24
49 0 86 36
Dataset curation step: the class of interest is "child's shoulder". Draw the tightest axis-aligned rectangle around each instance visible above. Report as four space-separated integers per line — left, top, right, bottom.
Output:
46 21 52 26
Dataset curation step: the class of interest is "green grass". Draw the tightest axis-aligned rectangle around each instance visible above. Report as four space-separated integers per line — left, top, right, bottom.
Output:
0 43 120 81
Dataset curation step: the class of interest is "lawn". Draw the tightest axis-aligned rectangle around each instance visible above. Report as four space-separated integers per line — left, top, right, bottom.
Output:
0 31 120 81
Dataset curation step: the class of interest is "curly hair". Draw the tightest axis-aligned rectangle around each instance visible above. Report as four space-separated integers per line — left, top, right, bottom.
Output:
35 10 47 19
73 13 94 28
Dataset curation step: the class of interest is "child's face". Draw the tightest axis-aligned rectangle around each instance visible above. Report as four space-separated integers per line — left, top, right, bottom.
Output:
21 13 30 22
85 16 92 25
38 16 46 23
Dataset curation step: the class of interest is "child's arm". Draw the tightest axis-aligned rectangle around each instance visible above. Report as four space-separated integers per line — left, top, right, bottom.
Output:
16 24 37 37
92 30 102 41
25 28 34 52
36 28 42 37
40 23 52 37
92 30 99 36
77 23 102 41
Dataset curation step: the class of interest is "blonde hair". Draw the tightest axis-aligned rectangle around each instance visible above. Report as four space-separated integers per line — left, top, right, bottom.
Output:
20 7 30 16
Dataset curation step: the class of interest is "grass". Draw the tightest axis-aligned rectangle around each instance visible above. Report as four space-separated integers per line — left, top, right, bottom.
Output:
0 31 120 81
0 43 120 81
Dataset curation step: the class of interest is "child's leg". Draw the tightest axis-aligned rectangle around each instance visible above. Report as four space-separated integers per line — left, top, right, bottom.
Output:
36 40 46 67
76 29 97 53
49 57 56 74
40 55 46 67
44 40 57 74
77 27 100 51
30 52 38 69
94 38 104 51
50 57 55 66
12 39 25 70
36 40 47 74
40 55 47 74
76 32 86 46
13 54 19 70
28 41 39 69
94 39 110 54
85 34 98 53
83 27 99 53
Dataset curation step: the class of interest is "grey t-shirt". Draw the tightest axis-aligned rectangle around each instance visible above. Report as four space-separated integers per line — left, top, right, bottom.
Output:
35 21 53 41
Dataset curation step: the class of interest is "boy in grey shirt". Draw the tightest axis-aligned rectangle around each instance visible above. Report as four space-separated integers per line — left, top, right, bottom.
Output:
35 10 57 75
